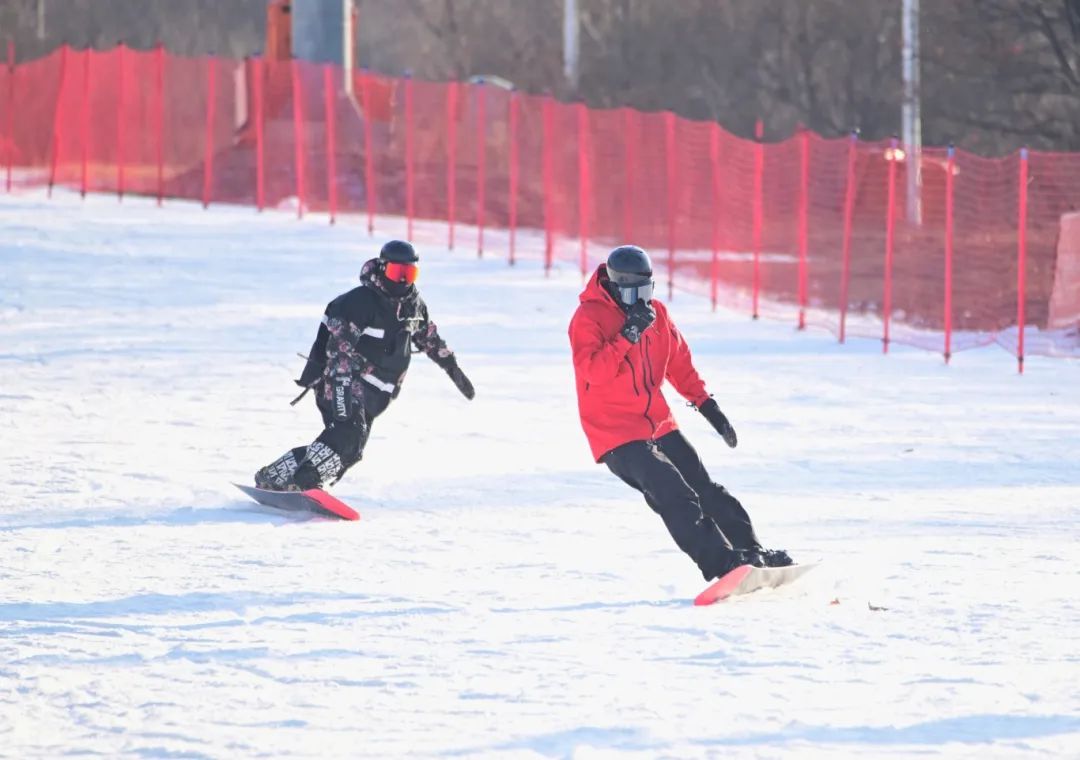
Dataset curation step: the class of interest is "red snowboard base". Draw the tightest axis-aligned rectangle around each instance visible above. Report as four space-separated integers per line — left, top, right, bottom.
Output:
694 562 815 606
233 482 360 521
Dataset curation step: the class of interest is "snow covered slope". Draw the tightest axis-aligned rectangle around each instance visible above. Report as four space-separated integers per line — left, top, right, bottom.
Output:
2 192 1078 758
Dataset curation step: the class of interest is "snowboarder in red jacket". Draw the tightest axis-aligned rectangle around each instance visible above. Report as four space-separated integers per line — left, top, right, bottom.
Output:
569 245 793 581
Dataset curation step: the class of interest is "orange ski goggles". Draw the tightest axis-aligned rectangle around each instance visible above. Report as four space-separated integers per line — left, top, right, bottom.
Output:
384 261 420 284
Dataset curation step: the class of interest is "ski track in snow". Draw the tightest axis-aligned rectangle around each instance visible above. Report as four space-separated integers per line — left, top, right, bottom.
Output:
1 191 1079 758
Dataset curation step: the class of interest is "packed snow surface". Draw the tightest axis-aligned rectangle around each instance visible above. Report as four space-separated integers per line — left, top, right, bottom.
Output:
1 192 1078 758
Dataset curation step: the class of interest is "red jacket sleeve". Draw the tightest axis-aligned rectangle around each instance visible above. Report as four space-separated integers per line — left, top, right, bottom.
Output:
663 309 710 407
569 306 634 385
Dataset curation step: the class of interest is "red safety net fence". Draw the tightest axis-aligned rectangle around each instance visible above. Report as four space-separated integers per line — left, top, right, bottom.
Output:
3 46 1080 366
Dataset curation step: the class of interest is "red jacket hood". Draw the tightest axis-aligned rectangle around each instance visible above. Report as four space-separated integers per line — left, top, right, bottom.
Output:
580 264 619 307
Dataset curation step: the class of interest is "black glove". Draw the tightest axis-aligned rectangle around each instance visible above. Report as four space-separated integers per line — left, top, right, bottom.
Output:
446 361 475 400
698 397 737 448
620 300 656 344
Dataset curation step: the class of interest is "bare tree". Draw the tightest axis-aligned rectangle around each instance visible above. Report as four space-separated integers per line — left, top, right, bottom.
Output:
2 0 1079 152
923 0 1080 151
0 0 266 60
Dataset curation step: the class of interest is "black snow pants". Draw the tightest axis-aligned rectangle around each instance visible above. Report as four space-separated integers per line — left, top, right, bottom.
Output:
257 378 393 492
294 379 393 488
602 429 761 580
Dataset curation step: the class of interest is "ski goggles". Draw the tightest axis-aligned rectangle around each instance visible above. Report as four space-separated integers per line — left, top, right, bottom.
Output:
612 277 654 305
384 261 420 284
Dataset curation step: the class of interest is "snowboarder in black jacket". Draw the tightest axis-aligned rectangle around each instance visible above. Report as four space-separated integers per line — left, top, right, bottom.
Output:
255 240 475 491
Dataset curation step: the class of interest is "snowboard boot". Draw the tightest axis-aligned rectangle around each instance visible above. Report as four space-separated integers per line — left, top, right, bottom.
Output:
702 548 765 581
293 441 344 491
759 548 794 567
254 447 306 491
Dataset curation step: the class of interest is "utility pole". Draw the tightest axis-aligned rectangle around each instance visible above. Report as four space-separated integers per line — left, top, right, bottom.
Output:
563 0 580 93
37 0 46 40
342 0 355 96
902 0 922 224
291 0 350 66
291 0 355 95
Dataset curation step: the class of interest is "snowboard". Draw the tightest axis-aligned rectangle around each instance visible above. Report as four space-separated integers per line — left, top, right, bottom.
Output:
694 562 816 606
233 482 360 521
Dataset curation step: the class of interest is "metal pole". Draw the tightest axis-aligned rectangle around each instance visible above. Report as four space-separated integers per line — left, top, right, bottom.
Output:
563 0 579 92
342 0 354 97
292 0 345 66
902 0 922 225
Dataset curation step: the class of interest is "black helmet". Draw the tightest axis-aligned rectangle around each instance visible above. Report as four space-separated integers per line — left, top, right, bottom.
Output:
606 245 655 306
375 240 420 296
380 239 419 263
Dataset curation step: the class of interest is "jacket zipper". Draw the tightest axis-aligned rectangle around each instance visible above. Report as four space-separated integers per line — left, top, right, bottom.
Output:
623 356 639 396
640 335 656 432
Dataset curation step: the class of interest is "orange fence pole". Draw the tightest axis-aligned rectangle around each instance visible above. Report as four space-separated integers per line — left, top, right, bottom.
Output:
752 118 764 319
883 136 899 353
202 55 217 208
577 102 589 278
404 75 414 238
944 144 955 363
839 130 858 343
116 43 127 201
665 111 676 300
1016 148 1029 374
79 48 91 199
48 44 69 197
508 90 519 266
154 43 164 206
476 82 486 257
5 40 14 193
253 57 265 211
797 129 809 329
542 96 555 275
622 108 637 244
359 73 375 233
709 121 722 312
446 81 458 250
323 63 338 224
290 58 305 219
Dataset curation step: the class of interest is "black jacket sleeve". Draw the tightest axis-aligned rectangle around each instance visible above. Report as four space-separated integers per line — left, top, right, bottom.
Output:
297 317 330 388
411 300 457 371
296 290 372 387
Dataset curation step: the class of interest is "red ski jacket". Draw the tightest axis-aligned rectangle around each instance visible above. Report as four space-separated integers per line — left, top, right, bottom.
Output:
569 265 711 462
